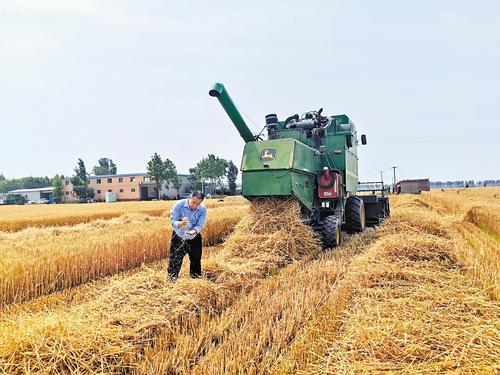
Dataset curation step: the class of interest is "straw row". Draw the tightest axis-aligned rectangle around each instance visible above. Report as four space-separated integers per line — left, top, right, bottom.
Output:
311 197 499 373
140 229 379 374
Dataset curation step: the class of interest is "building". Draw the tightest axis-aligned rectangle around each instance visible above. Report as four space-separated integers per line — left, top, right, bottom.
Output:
158 174 191 199
63 173 153 202
7 187 54 203
62 173 192 202
396 179 430 194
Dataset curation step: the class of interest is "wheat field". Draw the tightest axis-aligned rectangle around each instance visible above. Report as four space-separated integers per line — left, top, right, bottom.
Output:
0 197 244 232
0 189 498 374
0 205 246 306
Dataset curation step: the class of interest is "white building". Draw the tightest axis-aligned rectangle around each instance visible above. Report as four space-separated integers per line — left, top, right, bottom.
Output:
7 187 54 203
158 174 191 199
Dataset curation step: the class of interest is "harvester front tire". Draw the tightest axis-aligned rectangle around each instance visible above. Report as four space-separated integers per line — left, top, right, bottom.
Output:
322 216 341 249
345 195 366 234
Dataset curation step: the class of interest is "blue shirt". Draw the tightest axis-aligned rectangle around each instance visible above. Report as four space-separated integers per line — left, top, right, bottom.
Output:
170 199 207 240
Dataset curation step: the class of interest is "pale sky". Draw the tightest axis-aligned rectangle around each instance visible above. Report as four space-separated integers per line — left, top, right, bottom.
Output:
1 0 499 182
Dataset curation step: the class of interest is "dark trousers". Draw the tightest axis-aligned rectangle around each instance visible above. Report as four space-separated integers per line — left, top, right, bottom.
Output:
167 232 202 280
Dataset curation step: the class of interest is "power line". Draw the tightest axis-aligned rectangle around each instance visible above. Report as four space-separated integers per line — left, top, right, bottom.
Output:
239 107 262 133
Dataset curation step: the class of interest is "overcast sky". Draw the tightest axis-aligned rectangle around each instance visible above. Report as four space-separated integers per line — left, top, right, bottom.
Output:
1 0 499 182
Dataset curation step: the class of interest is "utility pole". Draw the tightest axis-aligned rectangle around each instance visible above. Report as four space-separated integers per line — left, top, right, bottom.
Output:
391 166 397 192
379 171 384 189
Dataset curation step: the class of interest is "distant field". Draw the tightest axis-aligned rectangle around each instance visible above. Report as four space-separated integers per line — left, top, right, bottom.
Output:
0 196 246 232
0 189 498 373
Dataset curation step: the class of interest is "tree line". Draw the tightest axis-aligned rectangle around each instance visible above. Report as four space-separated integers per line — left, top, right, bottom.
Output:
1 154 238 202
430 180 500 189
0 175 53 194
146 153 238 200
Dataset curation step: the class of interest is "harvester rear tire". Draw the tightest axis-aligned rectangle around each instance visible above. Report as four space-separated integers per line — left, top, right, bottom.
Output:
322 215 341 249
345 195 366 234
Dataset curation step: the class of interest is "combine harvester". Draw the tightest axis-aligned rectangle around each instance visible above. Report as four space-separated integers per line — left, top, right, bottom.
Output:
209 83 389 248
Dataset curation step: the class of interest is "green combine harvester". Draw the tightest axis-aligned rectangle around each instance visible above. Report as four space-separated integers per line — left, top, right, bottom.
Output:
209 83 389 248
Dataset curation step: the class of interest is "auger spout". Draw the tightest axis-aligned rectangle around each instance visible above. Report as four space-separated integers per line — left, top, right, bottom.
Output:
209 82 255 143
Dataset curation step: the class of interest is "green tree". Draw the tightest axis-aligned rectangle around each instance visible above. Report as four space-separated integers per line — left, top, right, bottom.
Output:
196 154 227 194
163 158 178 196
70 159 94 202
0 176 53 193
52 175 64 203
0 173 5 181
188 167 202 191
92 158 117 175
146 153 178 199
172 176 181 194
226 160 238 195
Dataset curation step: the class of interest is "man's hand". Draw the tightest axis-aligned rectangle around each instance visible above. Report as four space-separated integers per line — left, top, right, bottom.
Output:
187 229 196 236
179 217 189 229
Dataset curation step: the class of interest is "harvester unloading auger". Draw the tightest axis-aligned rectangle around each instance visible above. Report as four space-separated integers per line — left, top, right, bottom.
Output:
209 83 389 248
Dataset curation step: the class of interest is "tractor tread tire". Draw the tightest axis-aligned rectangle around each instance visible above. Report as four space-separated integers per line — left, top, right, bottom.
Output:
345 195 365 234
322 215 341 249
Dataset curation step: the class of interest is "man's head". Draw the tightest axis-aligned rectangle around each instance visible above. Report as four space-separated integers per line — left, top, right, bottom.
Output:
188 190 205 209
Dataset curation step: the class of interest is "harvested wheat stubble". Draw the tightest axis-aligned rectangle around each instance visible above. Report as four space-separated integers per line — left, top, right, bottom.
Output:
465 206 500 239
0 198 320 373
416 189 500 300
145 198 463 374
453 221 500 300
183 230 377 375
311 195 500 374
420 186 500 217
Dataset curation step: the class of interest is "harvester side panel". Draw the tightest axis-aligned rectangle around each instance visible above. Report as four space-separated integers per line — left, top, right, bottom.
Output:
242 170 292 196
324 136 358 193
242 171 315 211
291 172 315 211
241 140 295 171
240 139 318 211
292 141 317 173
345 146 359 193
241 139 318 174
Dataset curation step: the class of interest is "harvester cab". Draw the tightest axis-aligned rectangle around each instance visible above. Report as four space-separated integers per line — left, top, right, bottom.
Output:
209 82 389 248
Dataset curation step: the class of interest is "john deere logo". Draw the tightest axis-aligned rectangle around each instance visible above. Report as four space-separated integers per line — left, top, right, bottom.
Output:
259 148 276 162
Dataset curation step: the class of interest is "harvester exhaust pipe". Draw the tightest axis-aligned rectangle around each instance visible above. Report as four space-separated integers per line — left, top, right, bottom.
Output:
209 82 255 143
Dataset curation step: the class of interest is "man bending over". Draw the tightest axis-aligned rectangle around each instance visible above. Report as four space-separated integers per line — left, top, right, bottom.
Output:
168 191 206 281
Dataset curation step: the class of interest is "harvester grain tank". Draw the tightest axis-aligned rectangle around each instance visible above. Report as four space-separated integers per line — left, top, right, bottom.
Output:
209 83 389 247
